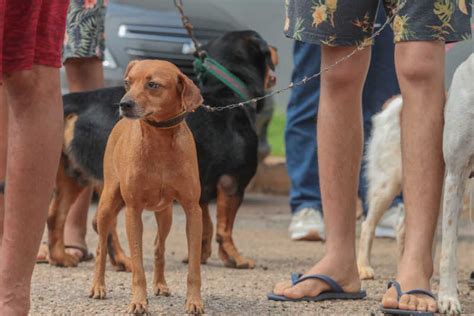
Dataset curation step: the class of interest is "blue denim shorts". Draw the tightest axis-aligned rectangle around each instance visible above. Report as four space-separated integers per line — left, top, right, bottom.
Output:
284 0 472 46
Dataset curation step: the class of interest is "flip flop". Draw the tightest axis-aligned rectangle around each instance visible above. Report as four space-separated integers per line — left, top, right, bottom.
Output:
267 273 367 302
380 280 436 316
65 245 94 262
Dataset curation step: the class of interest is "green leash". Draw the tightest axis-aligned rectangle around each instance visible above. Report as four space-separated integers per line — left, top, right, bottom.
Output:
194 57 251 101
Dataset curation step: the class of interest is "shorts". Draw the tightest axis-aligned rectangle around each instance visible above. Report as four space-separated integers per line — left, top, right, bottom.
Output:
62 0 107 62
0 0 69 75
284 0 472 46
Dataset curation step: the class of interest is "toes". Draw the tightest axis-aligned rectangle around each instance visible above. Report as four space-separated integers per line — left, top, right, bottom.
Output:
427 298 438 313
407 296 418 311
381 287 399 309
417 298 428 312
273 281 292 295
398 294 411 310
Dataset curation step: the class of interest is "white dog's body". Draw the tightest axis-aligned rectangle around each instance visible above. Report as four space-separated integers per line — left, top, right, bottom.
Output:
357 54 474 314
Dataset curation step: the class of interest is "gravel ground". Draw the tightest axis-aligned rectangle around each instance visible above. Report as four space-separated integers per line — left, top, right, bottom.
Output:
31 193 474 315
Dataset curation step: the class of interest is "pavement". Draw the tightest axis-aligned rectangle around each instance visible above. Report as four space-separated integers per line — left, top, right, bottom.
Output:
31 193 474 315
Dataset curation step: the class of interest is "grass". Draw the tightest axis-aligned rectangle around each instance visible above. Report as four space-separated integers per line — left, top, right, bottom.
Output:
267 111 286 157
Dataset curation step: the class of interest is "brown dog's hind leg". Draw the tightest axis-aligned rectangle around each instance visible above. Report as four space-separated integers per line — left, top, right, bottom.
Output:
124 207 148 314
108 217 133 272
216 175 255 269
153 206 172 297
47 158 85 267
92 206 132 272
90 183 124 299
182 202 213 265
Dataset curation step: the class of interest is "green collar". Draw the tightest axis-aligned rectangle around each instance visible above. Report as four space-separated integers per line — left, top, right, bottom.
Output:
193 57 251 101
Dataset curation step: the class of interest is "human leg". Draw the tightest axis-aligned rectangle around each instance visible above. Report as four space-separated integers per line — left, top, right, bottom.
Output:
381 0 471 311
0 65 63 314
274 45 371 298
381 40 445 314
62 57 103 259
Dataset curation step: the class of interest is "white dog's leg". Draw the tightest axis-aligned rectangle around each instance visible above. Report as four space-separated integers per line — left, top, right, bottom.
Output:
438 170 466 315
358 182 401 280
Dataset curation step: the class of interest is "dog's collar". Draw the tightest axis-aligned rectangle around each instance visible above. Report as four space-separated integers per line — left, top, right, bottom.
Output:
144 111 188 129
193 57 251 101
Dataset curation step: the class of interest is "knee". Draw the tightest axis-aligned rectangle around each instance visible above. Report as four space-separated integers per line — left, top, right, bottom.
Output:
396 43 444 85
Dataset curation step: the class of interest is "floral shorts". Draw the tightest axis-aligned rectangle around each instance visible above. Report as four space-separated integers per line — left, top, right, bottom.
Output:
62 0 107 62
284 0 472 46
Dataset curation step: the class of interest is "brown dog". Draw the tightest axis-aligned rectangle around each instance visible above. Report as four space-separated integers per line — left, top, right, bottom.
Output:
89 60 204 314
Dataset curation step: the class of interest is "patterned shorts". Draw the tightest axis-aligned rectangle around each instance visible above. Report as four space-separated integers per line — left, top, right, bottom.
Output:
284 0 472 46
62 0 107 62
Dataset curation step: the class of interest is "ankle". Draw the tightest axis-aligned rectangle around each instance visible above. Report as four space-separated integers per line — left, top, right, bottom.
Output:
399 253 434 279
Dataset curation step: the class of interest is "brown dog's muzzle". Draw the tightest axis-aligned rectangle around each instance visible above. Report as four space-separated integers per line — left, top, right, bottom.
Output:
119 97 141 119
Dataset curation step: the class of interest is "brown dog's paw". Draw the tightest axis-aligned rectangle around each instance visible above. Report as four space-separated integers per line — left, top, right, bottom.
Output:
49 252 79 268
154 283 171 297
89 283 107 299
113 255 133 272
224 256 256 270
127 300 149 315
185 299 204 315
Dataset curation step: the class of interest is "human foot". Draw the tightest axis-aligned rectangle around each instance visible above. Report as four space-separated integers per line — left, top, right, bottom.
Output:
272 255 361 300
381 257 437 313
64 227 88 260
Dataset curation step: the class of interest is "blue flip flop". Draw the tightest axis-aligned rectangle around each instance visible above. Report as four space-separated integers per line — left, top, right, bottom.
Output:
267 273 367 302
380 280 436 316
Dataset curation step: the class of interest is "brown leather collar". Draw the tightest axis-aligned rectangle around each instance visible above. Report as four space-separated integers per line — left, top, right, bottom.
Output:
144 111 189 129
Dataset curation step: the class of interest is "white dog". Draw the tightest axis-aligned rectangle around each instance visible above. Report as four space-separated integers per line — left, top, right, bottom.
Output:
357 53 474 314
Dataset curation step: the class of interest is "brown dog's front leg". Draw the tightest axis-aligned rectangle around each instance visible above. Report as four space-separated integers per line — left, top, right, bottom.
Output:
90 184 124 299
153 207 172 297
124 207 148 315
182 202 204 315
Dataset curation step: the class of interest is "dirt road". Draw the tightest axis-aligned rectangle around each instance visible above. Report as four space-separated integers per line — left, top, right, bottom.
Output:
30 194 473 315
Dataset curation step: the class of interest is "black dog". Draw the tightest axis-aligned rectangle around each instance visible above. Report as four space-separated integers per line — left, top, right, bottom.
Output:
46 30 277 269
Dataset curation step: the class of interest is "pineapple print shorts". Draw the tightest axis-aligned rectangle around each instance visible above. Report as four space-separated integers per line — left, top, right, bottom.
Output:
62 0 107 62
284 0 472 46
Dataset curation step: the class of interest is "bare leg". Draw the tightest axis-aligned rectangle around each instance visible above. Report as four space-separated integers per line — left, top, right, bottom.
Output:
0 88 7 246
273 46 370 298
0 65 63 314
381 42 445 313
63 57 103 259
153 208 172 297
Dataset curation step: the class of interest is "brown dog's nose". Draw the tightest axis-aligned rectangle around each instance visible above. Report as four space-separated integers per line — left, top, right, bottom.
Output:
119 100 135 110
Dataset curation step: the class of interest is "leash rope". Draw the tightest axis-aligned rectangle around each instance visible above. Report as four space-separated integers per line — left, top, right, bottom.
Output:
174 0 407 112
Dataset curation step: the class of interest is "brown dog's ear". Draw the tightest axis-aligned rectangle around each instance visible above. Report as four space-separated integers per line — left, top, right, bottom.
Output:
178 73 203 112
124 60 139 78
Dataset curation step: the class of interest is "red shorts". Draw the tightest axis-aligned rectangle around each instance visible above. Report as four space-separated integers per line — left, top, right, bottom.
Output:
0 0 69 76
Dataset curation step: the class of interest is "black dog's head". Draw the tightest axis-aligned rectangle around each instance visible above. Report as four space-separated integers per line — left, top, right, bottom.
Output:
197 30 278 111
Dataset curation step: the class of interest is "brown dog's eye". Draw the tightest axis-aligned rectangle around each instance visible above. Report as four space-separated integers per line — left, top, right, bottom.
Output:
147 81 160 89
